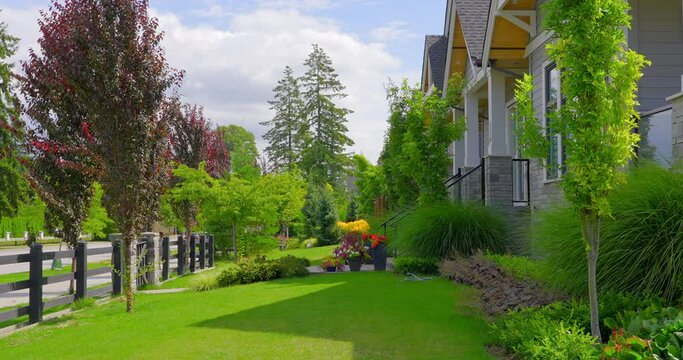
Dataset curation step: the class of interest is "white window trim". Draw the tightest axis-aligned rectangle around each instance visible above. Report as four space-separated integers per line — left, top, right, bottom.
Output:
542 60 564 183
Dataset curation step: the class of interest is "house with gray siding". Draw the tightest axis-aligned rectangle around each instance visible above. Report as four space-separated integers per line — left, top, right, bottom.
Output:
421 0 683 210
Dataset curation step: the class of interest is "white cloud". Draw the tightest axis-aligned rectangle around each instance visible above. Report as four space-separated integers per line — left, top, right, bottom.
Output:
371 21 416 43
190 4 236 18
155 7 401 162
1 4 403 163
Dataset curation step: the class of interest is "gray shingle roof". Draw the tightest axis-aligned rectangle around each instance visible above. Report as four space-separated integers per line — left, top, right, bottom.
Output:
426 35 448 92
455 0 491 65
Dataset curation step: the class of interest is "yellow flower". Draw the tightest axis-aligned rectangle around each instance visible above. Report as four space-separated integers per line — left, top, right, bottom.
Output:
336 219 370 234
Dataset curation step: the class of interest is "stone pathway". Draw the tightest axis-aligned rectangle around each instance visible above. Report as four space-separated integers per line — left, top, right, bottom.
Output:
307 258 394 274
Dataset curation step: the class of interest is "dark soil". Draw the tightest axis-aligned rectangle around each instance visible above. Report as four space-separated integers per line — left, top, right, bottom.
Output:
439 253 562 316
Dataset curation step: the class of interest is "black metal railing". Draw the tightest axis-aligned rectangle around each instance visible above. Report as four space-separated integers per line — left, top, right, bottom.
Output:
446 159 485 203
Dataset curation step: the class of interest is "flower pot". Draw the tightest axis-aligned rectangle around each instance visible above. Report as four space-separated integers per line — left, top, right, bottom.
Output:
347 258 363 272
372 243 387 271
325 266 337 272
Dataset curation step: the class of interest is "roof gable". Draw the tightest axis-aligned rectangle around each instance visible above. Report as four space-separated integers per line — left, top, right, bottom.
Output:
455 0 491 65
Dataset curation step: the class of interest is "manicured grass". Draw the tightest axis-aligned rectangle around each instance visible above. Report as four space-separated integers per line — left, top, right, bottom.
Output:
0 261 110 285
483 253 545 283
265 244 336 266
0 272 493 359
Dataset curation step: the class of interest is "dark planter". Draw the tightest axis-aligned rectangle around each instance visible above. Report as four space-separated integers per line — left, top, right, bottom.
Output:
348 258 363 272
372 243 387 271
325 266 337 272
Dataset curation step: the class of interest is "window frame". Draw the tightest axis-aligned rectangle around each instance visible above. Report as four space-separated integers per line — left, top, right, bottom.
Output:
542 61 565 182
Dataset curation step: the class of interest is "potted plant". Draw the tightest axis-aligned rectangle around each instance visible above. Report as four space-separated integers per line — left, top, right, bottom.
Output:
369 234 388 271
333 235 369 272
319 256 344 272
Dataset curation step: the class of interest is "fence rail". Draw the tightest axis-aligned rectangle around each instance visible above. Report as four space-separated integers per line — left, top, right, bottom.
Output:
0 234 214 328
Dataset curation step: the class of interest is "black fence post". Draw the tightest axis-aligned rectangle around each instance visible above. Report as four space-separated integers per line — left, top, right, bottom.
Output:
29 243 43 324
145 236 156 285
112 241 122 296
162 236 169 281
199 235 206 270
177 235 186 276
75 241 87 300
189 234 196 273
208 235 215 268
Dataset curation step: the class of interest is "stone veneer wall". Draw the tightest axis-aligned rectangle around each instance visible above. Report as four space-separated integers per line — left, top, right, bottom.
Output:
484 156 513 208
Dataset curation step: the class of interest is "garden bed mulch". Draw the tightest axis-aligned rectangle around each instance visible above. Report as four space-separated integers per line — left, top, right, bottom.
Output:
439 253 561 316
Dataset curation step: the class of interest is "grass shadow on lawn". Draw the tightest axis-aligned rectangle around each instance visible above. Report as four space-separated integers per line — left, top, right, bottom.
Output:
192 272 493 360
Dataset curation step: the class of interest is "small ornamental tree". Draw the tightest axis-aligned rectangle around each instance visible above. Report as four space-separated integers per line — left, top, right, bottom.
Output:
218 124 260 181
35 0 183 312
513 0 648 340
0 21 29 219
167 99 229 239
258 170 306 239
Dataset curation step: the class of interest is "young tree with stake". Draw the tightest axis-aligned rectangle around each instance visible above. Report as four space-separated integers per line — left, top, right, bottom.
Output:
513 0 648 340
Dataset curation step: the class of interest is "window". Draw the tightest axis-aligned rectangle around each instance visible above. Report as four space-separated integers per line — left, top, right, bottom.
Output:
544 63 565 180
638 108 673 166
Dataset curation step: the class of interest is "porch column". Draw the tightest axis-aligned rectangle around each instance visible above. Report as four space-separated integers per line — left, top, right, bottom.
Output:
464 91 480 167
488 70 509 156
453 110 466 171
668 92 683 159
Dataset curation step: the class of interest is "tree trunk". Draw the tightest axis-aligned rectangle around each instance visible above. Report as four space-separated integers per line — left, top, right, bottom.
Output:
581 212 602 342
122 230 137 313
232 221 238 262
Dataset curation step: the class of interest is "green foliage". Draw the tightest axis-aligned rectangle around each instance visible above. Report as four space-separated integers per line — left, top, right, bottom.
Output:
0 21 28 220
535 163 683 304
258 170 307 237
352 154 385 217
483 253 544 283
299 238 319 249
298 44 354 189
345 196 358 222
0 199 46 237
392 257 439 275
218 124 260 181
491 304 599 360
285 237 301 250
215 256 310 287
380 77 466 206
262 66 306 173
166 163 215 234
302 185 339 245
71 297 96 311
191 273 220 292
82 183 114 240
390 202 508 259
238 235 277 258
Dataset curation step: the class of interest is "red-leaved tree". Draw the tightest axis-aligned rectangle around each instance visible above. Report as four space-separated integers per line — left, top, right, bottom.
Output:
167 97 229 240
32 0 183 312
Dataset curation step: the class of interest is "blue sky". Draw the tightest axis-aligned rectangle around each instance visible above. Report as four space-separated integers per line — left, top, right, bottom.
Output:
0 0 447 162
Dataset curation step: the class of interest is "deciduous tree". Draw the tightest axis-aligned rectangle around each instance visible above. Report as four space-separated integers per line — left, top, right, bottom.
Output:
218 124 260 181
513 0 648 340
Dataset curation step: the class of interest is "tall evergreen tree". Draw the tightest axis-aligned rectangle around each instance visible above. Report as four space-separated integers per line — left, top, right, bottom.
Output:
299 44 354 188
262 66 305 173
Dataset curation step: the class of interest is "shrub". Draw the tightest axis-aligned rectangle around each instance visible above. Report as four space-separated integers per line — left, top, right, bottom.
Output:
239 235 278 257
484 253 544 283
215 256 309 288
390 202 508 259
534 163 683 303
393 257 438 275
299 238 319 249
191 273 219 292
491 305 599 360
285 237 301 250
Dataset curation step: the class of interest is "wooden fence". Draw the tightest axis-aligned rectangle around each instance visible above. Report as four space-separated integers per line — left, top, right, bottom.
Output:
0 234 214 327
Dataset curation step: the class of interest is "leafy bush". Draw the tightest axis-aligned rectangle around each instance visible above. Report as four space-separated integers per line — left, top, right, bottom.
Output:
484 253 544 283
299 238 319 249
191 273 219 292
215 256 309 288
390 202 508 259
239 235 277 257
534 163 683 303
285 238 301 250
392 257 438 275
302 185 339 245
491 304 599 359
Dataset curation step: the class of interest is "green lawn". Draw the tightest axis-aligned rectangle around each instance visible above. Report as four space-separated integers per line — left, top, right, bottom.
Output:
0 272 493 359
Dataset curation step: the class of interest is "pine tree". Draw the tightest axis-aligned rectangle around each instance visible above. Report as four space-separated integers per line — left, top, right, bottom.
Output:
299 44 354 188
262 66 305 173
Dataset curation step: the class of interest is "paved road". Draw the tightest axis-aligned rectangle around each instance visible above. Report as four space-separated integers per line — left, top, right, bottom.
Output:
0 242 115 308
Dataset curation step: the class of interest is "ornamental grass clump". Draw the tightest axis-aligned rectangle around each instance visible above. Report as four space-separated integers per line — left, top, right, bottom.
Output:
535 163 683 304
390 202 508 259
